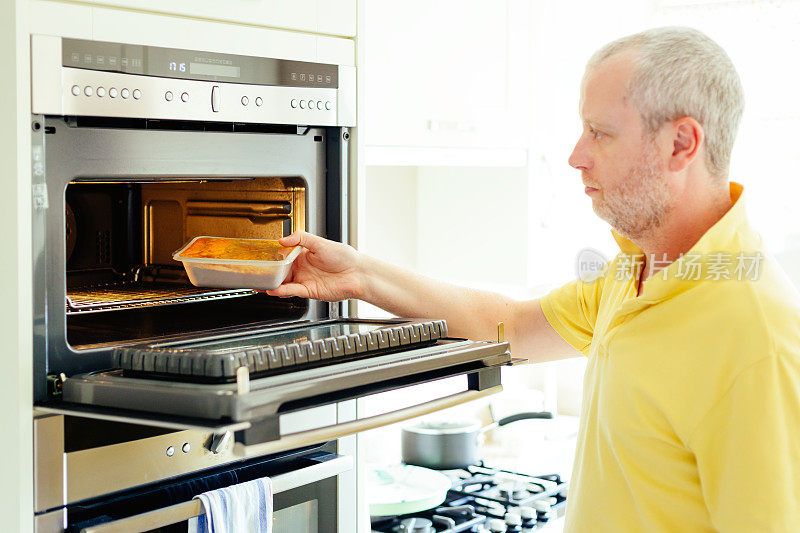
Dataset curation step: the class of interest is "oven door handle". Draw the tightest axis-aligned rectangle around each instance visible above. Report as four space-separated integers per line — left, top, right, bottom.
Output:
79 454 353 533
234 384 503 458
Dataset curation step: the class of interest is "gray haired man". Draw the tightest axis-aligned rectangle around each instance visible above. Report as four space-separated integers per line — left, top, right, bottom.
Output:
270 27 800 531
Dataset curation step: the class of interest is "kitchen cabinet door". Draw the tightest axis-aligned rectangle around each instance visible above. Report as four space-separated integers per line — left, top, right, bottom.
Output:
57 0 356 37
364 0 530 155
31 2 356 67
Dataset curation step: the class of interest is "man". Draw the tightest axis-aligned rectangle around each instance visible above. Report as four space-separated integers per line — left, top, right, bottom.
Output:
268 27 800 531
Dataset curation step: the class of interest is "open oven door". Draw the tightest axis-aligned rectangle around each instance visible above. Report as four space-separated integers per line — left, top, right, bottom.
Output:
38 318 522 453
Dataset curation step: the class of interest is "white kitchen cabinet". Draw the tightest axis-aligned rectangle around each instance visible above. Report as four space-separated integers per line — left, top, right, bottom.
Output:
48 0 357 37
29 1 355 66
363 0 530 163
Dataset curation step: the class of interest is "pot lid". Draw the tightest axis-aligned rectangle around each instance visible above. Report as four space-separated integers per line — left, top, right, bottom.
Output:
403 418 483 435
367 463 452 516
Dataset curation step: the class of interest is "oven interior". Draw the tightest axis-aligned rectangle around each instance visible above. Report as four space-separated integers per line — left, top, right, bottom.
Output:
65 176 309 350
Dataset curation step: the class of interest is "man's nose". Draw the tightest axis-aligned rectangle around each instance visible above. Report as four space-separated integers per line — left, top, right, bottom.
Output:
568 136 592 170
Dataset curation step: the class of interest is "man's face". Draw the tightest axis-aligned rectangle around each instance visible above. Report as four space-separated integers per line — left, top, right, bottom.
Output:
568 52 672 240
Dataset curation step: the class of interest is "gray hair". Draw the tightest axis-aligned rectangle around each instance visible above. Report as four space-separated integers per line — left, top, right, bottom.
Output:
586 27 744 179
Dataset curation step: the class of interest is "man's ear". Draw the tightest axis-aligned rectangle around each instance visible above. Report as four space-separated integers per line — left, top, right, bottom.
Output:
668 117 704 172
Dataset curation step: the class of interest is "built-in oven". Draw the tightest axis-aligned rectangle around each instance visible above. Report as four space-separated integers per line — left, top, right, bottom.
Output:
36 415 350 533
30 35 514 532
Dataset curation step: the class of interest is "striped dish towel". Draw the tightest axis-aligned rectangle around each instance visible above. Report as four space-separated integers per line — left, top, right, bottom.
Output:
188 476 273 533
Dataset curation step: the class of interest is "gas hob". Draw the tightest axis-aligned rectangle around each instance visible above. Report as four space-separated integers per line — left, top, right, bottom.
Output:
370 464 568 533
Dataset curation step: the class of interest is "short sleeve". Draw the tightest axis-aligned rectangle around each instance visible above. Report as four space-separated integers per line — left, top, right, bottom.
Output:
688 354 800 531
540 275 605 357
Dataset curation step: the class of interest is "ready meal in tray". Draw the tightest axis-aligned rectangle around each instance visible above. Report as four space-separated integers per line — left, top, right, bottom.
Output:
173 236 300 290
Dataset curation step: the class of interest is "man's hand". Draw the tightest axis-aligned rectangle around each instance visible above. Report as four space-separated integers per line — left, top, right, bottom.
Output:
266 230 364 302
265 231 577 363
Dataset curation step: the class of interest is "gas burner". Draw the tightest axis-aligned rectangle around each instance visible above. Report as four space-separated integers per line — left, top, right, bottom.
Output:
497 482 532 502
371 466 569 533
396 517 433 533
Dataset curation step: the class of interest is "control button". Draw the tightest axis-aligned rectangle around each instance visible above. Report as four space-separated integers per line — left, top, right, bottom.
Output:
166 446 175 457
165 91 173 102
316 100 323 110
241 96 249 106
109 87 118 98
211 85 220 112
299 100 306 109
71 85 80 96
83 86 93 97
290 99 298 108
182 442 191 453
325 101 331 110
255 97 263 107
181 92 189 103
121 88 130 99
96 86 106 97
133 89 141 100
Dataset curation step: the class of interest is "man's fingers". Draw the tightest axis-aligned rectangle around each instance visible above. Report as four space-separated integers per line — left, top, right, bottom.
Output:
279 230 324 251
266 283 310 299
278 232 301 247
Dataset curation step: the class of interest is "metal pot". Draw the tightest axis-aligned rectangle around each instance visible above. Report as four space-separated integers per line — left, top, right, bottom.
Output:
401 411 553 470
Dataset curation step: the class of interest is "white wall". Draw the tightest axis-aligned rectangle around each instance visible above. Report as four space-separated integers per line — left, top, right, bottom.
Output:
358 165 530 320
362 166 419 271
416 166 529 290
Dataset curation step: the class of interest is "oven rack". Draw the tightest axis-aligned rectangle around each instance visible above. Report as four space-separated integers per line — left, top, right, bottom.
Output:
66 282 254 314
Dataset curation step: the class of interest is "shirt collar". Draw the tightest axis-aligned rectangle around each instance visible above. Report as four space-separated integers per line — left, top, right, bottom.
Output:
610 182 751 301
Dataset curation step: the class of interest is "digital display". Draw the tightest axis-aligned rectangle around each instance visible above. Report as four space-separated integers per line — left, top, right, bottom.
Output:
62 38 338 88
168 61 186 73
189 62 241 78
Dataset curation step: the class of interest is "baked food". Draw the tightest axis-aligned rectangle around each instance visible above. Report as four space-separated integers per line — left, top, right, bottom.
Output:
179 237 295 262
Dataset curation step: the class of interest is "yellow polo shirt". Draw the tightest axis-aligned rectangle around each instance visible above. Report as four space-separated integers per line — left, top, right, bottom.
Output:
541 183 800 532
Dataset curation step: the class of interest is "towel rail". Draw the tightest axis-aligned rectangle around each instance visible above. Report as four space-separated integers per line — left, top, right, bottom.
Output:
80 454 353 533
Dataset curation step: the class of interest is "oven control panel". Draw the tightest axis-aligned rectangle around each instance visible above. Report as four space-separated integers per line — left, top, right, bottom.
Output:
31 35 355 127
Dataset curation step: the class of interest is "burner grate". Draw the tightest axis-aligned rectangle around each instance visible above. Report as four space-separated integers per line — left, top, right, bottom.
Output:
66 282 254 314
370 466 568 533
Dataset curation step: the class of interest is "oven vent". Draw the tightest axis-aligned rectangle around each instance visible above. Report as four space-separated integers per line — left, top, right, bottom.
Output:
66 282 254 314
66 116 305 135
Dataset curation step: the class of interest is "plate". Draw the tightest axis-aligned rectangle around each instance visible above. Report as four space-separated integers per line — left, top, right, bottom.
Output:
367 463 452 516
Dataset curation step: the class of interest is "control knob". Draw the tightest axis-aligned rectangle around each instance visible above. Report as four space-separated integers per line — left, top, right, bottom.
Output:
207 431 232 454
505 511 523 533
488 518 507 532
518 506 537 528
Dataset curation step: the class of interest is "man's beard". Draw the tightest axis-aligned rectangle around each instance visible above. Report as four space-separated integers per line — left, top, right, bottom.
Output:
591 143 672 240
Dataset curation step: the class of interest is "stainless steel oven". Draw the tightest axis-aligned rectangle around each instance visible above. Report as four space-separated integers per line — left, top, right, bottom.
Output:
36 415 350 532
30 35 514 532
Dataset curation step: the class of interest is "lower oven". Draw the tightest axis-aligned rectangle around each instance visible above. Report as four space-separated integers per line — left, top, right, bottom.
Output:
35 415 350 532
30 35 516 532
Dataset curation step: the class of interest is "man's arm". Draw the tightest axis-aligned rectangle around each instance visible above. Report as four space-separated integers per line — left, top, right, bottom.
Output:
268 231 580 363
